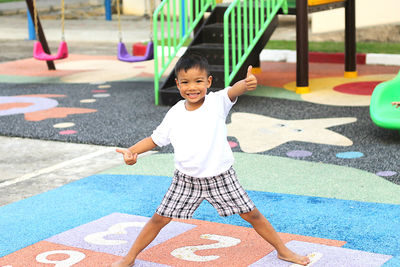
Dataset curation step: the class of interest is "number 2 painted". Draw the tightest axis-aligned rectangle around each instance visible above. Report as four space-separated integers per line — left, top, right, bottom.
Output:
171 234 241 262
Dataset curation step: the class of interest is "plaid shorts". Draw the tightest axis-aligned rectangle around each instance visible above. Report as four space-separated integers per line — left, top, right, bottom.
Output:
156 167 255 219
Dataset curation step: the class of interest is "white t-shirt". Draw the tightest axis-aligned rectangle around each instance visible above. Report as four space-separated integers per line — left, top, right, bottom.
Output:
151 87 236 177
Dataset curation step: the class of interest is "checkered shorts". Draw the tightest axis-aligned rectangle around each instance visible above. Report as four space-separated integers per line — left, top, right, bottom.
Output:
156 167 255 219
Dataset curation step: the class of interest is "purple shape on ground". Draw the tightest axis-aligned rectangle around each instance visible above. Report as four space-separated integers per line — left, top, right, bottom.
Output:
46 213 196 256
133 260 171 267
0 96 58 116
286 150 312 158
376 171 397 177
249 241 392 266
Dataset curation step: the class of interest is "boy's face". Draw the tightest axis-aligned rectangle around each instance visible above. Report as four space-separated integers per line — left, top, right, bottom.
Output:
175 67 212 110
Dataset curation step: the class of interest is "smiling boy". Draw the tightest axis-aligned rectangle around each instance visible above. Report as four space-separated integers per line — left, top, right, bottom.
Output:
111 53 310 267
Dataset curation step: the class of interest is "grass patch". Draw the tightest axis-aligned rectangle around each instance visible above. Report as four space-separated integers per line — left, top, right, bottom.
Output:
266 40 400 54
157 39 400 54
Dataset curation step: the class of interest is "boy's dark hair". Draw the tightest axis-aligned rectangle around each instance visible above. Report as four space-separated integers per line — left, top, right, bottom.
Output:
174 53 210 77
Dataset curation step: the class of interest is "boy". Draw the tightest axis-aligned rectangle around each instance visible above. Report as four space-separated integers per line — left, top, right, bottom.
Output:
112 54 310 266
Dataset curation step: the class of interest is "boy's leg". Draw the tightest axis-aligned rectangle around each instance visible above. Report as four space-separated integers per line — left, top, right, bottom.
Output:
111 213 172 267
240 208 310 266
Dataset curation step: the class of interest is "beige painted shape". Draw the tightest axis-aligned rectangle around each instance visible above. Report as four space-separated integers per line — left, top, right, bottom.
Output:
60 69 136 83
284 74 396 106
227 112 356 153
57 58 178 83
58 60 153 83
80 99 96 103
53 122 75 128
57 60 135 70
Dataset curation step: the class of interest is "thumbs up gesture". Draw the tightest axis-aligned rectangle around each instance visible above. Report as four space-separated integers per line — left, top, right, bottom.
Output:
245 65 257 91
116 148 138 165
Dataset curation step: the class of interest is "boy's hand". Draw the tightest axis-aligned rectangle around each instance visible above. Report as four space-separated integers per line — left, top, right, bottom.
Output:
245 65 257 91
392 101 400 108
116 148 138 165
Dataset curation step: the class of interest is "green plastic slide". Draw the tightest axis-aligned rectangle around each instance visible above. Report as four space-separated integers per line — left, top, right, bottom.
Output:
370 70 400 130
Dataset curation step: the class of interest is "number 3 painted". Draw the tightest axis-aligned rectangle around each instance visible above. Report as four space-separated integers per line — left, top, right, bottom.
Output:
171 234 241 262
84 221 146 246
36 250 85 267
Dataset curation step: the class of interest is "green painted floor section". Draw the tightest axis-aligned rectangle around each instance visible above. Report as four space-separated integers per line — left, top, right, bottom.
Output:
102 152 400 205
245 85 302 101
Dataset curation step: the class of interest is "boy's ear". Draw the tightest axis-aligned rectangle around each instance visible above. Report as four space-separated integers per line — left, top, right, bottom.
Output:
175 78 180 88
207 75 213 88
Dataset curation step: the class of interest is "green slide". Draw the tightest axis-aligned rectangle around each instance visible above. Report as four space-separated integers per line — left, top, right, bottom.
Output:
370 71 400 130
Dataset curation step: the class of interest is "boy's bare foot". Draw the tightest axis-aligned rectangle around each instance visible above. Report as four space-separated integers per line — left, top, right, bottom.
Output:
110 257 135 267
278 249 311 266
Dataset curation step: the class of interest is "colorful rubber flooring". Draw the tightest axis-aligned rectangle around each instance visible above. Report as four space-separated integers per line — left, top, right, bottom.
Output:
0 55 400 266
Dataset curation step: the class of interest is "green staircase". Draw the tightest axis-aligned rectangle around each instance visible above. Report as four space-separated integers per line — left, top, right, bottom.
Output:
153 0 288 106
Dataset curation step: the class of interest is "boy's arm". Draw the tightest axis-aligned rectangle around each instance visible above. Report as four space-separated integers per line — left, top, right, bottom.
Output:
116 137 157 165
227 65 257 102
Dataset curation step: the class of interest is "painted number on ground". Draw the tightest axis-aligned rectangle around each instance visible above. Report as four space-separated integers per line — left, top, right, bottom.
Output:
84 221 146 245
36 250 85 267
171 234 241 262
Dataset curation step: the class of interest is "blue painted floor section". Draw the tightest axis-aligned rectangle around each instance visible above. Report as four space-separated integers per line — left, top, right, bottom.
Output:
1 174 399 262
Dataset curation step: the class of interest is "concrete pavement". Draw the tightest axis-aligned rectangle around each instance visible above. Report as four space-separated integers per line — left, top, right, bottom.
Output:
0 136 121 205
0 0 101 16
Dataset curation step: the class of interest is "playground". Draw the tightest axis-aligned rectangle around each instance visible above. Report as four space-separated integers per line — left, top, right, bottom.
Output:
0 0 400 266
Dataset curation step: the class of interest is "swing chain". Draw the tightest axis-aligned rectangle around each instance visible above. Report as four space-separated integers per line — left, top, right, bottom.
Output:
61 0 65 41
148 0 154 41
117 0 154 42
144 0 154 41
33 0 39 39
32 0 66 42
116 0 123 42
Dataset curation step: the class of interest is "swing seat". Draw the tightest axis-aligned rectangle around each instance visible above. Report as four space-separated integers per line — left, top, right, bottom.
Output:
33 41 68 61
118 41 153 62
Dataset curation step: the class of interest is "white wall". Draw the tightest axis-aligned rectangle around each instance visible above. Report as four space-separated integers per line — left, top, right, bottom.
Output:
122 0 225 16
311 0 400 33
122 0 160 16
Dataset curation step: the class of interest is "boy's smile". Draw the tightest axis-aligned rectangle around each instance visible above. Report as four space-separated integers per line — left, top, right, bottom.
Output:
175 67 212 111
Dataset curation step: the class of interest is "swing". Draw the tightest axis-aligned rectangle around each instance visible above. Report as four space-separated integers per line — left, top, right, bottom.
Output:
116 0 154 62
32 0 68 61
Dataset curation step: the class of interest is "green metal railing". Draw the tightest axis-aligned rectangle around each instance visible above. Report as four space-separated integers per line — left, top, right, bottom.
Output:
223 0 288 87
153 0 217 105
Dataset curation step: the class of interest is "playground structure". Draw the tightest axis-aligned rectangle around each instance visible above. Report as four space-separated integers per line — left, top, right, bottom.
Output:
370 71 400 131
154 0 357 105
287 0 357 94
25 0 357 104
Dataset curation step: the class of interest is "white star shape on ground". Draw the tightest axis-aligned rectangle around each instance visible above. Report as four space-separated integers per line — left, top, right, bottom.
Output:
227 112 357 153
